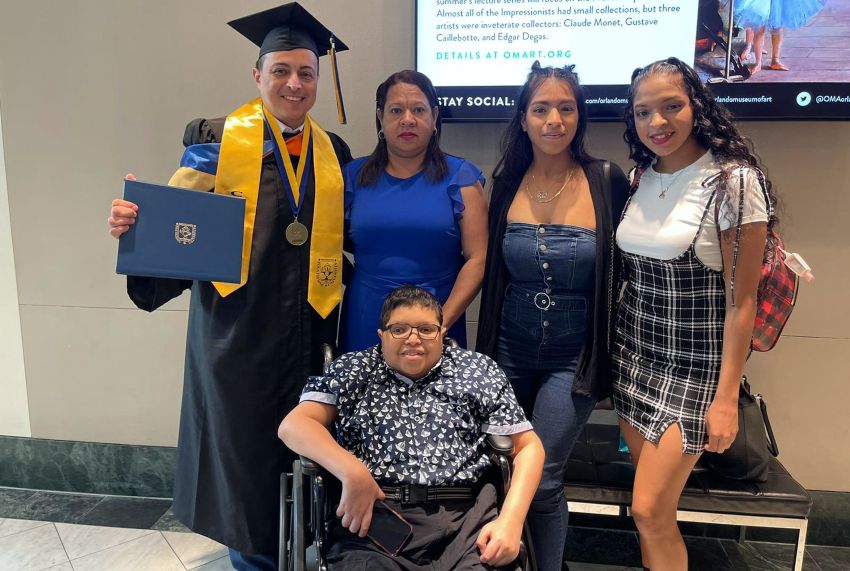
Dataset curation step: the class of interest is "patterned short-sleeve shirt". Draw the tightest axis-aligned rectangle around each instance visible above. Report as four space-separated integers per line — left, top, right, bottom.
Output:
300 345 532 486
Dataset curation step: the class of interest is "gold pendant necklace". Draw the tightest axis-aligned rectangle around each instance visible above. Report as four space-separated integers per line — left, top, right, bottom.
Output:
657 167 686 198
525 166 576 204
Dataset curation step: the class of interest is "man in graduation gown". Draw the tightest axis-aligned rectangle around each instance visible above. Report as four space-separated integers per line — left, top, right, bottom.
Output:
107 4 352 569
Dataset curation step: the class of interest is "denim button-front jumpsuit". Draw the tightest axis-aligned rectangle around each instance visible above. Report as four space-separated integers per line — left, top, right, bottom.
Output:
496 222 597 571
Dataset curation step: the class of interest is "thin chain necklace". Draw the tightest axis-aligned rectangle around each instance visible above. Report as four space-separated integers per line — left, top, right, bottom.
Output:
656 166 687 198
525 166 576 203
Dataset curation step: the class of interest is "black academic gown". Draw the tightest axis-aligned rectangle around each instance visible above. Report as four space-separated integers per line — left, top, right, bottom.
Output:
127 117 352 554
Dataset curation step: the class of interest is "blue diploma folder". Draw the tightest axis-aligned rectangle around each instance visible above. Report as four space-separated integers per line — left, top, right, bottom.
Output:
116 179 245 283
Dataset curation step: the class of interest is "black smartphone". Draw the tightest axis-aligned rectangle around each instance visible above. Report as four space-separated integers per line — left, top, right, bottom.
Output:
366 500 413 556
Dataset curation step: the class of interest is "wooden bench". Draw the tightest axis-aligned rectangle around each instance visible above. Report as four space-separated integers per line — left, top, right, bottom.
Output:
564 423 812 571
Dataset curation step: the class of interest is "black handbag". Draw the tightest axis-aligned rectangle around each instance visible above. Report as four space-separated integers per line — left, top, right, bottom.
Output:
701 376 779 482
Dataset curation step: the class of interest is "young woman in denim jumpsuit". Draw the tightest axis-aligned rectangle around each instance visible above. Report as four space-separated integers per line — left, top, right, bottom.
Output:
476 62 629 571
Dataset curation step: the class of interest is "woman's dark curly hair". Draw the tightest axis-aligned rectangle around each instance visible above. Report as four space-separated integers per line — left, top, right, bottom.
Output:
492 61 594 183
623 57 779 234
358 70 448 186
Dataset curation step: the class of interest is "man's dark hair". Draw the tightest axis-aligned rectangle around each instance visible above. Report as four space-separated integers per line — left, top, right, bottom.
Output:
255 52 320 74
380 286 443 328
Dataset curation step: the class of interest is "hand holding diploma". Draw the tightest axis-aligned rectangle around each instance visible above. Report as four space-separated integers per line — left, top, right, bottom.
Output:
107 173 138 238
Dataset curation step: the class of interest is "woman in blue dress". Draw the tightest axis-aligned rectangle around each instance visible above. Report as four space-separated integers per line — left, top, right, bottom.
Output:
339 70 488 352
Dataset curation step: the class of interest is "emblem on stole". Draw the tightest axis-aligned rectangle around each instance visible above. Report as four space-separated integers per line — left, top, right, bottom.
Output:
174 223 197 245
317 258 339 287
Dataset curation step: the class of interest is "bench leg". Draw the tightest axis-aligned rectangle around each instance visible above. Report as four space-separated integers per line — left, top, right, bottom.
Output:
737 525 747 544
792 519 808 571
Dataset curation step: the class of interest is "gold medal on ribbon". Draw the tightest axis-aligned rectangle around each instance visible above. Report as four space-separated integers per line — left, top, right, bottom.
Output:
264 107 313 247
285 221 309 246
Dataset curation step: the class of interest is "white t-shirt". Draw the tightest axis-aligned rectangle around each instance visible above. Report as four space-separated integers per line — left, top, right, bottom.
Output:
616 151 769 271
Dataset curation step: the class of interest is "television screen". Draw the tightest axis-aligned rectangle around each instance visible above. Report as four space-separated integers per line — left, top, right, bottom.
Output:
416 0 850 121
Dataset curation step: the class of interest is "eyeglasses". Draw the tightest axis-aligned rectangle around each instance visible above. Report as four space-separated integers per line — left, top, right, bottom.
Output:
382 323 441 340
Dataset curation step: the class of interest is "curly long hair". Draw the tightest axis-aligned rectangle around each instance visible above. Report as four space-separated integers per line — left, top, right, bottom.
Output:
492 61 594 184
358 70 448 186
623 57 779 234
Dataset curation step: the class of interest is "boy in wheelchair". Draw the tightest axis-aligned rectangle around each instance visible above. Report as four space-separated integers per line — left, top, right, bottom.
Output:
278 286 544 570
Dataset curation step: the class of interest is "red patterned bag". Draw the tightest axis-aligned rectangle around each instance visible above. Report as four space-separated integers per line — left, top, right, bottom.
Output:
717 168 808 352
751 231 799 351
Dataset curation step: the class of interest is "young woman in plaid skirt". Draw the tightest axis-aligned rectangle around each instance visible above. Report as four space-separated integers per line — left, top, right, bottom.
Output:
612 58 779 570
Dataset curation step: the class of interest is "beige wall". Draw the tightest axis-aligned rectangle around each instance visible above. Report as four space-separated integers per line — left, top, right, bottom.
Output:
0 102 31 437
0 1 847 490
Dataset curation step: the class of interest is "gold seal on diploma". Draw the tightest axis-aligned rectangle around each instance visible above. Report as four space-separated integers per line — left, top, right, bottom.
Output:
175 223 197 245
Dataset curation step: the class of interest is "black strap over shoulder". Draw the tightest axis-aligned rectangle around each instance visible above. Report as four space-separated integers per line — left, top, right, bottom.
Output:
601 160 614 228
628 165 647 192
619 164 646 227
712 168 746 307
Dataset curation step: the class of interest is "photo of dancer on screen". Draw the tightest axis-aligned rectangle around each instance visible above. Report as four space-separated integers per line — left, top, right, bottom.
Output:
695 0 848 83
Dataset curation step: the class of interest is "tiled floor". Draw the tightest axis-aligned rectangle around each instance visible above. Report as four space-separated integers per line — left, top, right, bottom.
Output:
4 517 850 570
0 519 646 571
565 531 850 570
3 486 850 570
0 488 174 531
0 518 229 571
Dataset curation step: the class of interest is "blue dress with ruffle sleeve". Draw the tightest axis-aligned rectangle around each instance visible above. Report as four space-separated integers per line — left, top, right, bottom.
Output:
339 155 484 352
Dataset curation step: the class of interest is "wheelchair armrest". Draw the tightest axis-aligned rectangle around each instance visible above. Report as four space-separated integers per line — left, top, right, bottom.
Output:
486 433 514 456
321 343 334 375
299 456 322 476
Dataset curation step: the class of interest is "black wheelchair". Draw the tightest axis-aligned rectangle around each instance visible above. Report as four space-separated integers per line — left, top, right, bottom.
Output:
278 343 537 571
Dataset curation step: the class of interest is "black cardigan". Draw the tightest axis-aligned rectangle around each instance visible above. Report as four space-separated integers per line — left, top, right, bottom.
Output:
475 159 630 399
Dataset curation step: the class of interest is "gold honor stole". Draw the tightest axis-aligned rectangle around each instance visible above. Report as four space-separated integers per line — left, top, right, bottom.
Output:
168 97 343 318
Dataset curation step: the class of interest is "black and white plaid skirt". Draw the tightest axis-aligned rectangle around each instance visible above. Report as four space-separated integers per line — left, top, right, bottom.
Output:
612 243 726 455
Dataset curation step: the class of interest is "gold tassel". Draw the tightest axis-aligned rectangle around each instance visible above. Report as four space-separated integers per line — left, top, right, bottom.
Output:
329 36 347 125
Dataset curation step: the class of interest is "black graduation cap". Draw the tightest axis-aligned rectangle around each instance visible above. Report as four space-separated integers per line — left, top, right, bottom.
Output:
228 2 348 123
